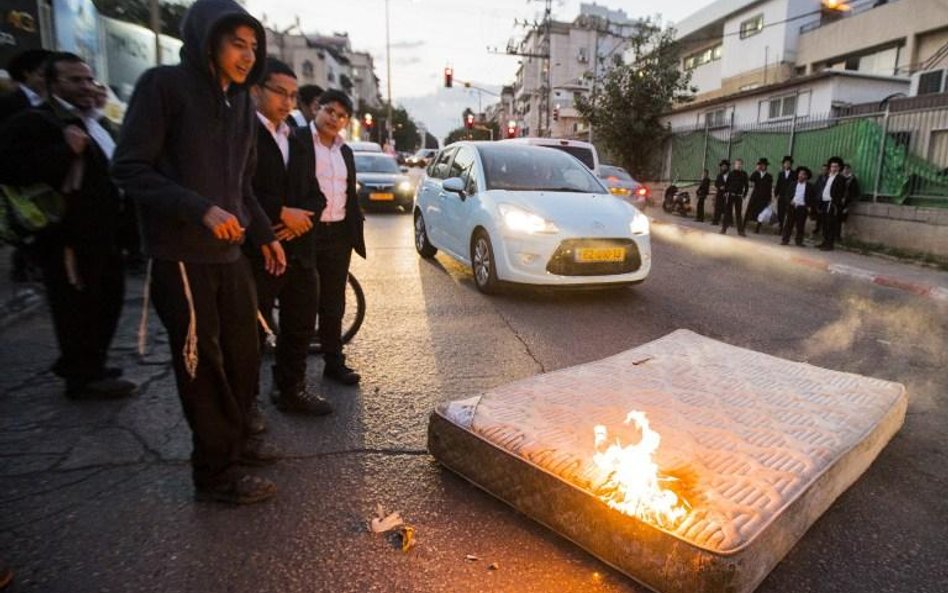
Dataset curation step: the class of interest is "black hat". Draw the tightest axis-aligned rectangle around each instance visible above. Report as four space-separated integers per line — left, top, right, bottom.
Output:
757 157 769 166
719 159 730 167
827 156 844 167
782 155 794 164
796 166 812 179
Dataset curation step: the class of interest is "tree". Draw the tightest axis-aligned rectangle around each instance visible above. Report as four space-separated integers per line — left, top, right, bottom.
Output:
94 0 191 37
358 101 420 151
575 19 694 180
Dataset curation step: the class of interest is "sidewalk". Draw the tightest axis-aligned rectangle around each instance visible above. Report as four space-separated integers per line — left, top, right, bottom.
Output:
647 207 948 302
0 245 44 328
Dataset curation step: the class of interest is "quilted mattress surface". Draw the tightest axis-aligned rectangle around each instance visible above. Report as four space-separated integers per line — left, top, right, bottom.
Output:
438 329 907 555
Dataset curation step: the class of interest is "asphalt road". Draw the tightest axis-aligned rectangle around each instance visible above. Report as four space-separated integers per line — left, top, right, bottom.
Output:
1 212 945 593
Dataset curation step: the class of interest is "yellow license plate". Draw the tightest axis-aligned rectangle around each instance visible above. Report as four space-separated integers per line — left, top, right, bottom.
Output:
369 192 395 201
575 247 626 263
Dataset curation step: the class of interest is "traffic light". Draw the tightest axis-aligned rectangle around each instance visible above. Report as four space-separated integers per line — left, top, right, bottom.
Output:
363 113 374 128
552 104 560 122
465 113 475 129
444 66 453 88
506 120 518 138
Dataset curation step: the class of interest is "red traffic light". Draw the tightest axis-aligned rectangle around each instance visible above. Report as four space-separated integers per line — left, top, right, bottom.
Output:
465 113 475 129
506 120 517 138
363 113 374 128
444 66 453 88
552 104 560 122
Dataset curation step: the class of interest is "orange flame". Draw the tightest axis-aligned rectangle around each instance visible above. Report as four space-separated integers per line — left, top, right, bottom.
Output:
593 411 690 528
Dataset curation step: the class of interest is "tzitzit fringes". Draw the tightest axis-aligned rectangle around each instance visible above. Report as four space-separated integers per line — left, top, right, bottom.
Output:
178 262 198 379
137 258 153 357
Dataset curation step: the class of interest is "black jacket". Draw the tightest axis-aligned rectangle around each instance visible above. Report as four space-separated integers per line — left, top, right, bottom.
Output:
817 174 847 209
749 170 772 201
247 119 325 267
714 171 728 195
111 0 274 264
774 168 795 201
724 169 749 197
297 128 366 259
0 87 32 126
0 99 122 250
788 182 819 210
696 177 710 198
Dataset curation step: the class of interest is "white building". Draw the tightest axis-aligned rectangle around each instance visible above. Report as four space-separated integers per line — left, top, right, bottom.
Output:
665 0 948 129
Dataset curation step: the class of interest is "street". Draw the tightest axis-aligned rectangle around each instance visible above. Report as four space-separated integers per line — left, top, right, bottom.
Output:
1 212 946 593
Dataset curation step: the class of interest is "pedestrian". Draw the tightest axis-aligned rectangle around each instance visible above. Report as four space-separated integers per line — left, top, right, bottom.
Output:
695 168 710 222
747 157 773 234
817 156 846 251
247 57 332 421
0 49 51 124
781 166 817 246
773 155 795 234
112 0 287 505
0 52 135 399
813 163 829 236
839 163 861 240
712 159 729 225
288 83 324 128
302 89 367 385
720 158 749 236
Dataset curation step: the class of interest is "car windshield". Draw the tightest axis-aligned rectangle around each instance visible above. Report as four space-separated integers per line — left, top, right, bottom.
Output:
478 145 606 193
600 165 632 181
354 154 401 174
547 145 595 170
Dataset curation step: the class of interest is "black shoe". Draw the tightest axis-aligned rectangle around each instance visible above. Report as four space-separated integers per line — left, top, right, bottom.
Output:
273 388 333 416
195 473 277 505
780 240 789 245
719 228 726 234
66 378 136 400
738 231 747 237
323 363 360 385
795 242 805 247
248 403 267 435
52 363 123 380
238 438 282 467
818 244 834 251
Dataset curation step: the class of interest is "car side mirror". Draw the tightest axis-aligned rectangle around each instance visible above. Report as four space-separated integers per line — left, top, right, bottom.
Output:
442 176 466 199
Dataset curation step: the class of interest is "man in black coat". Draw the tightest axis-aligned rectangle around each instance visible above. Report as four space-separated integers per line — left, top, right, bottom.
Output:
695 168 710 222
247 58 331 420
781 166 817 246
0 49 50 124
712 159 729 225
720 158 749 236
817 156 846 251
302 89 366 385
747 157 773 233
0 52 134 399
773 155 795 233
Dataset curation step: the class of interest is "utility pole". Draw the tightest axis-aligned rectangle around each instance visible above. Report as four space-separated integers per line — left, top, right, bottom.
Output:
149 0 161 65
385 0 394 150
543 0 552 137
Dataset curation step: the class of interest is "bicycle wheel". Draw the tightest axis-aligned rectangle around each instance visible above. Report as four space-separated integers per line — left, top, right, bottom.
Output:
309 272 366 353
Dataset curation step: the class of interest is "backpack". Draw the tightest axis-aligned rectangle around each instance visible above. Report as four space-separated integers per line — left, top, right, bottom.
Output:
0 183 66 246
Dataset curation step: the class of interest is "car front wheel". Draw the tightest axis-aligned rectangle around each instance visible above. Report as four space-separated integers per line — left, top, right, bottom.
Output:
471 230 499 294
414 210 437 258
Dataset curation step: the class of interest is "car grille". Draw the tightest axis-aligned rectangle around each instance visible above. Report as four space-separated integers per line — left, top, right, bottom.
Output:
545 238 641 276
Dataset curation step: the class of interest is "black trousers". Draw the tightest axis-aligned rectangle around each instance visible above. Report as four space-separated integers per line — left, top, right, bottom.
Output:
313 223 353 364
711 193 725 224
150 257 259 487
695 194 707 222
34 239 125 383
782 205 808 245
721 193 745 233
820 205 839 248
253 258 318 391
777 197 790 232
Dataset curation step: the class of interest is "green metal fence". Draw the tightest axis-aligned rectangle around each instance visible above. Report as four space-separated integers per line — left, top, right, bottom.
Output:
665 106 948 206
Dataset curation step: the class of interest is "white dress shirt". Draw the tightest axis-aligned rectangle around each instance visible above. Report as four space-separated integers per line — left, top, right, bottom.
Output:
311 122 348 222
822 173 837 202
257 112 290 166
54 96 115 160
20 84 43 107
792 182 807 207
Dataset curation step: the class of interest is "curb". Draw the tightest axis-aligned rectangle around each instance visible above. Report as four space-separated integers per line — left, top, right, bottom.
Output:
649 217 948 303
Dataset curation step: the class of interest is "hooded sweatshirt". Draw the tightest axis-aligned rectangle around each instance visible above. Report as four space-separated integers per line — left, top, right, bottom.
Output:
112 0 274 263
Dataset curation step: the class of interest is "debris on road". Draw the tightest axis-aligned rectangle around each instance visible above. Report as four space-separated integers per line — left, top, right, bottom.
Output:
369 504 404 533
465 554 479 562
488 562 500 571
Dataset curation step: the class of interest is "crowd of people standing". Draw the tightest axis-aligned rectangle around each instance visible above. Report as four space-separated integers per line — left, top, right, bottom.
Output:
693 153 861 250
0 0 366 509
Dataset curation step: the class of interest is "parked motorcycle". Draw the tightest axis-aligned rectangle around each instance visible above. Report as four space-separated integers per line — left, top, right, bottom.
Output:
662 184 692 217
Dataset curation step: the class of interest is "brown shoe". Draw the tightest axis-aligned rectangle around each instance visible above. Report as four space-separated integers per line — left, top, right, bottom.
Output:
247 403 267 435
273 388 333 416
195 473 276 505
238 438 282 467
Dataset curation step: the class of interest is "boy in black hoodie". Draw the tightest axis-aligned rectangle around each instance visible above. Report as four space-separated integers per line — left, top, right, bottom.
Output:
112 0 286 504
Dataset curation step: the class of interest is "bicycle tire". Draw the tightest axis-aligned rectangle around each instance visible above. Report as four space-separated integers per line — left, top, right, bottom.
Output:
309 272 366 353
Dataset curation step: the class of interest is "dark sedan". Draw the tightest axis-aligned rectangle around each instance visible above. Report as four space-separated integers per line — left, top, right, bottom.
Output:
353 152 414 212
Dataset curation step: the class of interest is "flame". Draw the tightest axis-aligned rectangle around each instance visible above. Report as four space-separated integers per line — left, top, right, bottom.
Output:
593 411 690 528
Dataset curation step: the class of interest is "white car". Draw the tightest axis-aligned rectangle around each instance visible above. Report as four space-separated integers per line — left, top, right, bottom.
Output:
413 142 651 293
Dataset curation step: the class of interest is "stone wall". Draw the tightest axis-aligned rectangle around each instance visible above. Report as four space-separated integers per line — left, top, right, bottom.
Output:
846 203 948 260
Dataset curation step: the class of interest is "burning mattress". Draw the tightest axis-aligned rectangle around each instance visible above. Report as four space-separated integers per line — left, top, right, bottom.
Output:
428 329 906 593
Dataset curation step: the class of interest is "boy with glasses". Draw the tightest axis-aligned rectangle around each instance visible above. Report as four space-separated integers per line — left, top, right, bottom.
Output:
301 90 366 385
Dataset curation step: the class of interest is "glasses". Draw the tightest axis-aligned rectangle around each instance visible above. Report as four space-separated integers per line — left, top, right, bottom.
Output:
321 106 350 122
263 84 298 103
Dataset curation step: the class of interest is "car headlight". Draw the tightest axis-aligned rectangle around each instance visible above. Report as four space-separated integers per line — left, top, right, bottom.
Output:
499 204 559 234
629 211 650 235
397 180 412 192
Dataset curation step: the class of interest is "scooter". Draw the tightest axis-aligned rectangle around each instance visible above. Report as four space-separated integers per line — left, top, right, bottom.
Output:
662 184 692 217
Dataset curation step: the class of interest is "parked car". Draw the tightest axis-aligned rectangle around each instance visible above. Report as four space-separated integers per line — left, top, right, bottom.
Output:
501 137 600 174
414 142 651 293
598 164 650 209
347 140 383 153
407 147 438 167
353 152 414 212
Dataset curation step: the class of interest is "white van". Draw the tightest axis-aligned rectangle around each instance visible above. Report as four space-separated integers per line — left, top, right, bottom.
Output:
501 137 600 174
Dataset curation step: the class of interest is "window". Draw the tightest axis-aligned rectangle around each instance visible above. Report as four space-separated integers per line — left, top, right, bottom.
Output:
740 15 764 39
451 147 478 193
427 148 457 179
918 70 945 95
767 95 797 120
683 43 722 70
704 109 727 127
302 60 314 79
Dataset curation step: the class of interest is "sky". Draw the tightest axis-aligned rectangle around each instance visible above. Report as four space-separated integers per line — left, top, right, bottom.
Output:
243 0 717 141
